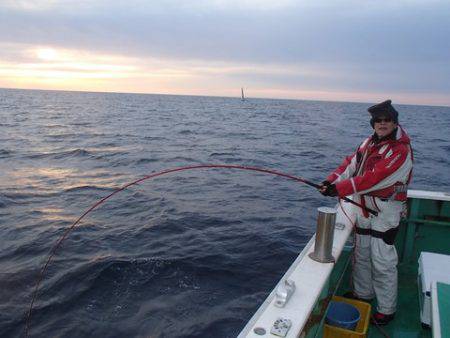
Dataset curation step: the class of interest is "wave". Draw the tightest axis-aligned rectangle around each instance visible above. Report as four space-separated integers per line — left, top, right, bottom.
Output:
143 136 167 141
135 158 161 165
178 129 195 135
63 185 116 193
163 156 199 163
70 121 92 126
25 148 94 160
23 146 128 161
92 142 118 148
298 150 326 159
440 144 450 152
2 191 59 201
31 257 199 308
45 133 80 139
209 152 236 157
0 149 12 158
43 253 253 298
45 124 66 129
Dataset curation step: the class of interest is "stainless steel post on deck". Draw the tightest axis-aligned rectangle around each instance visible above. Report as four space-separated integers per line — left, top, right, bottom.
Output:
308 207 336 263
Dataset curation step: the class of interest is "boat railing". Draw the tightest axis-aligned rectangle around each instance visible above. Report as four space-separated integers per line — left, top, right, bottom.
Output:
238 200 357 338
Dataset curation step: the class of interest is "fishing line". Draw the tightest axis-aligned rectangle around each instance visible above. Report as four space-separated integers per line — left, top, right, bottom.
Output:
24 164 375 336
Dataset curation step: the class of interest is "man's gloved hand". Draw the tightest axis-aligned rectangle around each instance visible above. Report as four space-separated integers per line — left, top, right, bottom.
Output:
319 182 338 197
318 180 330 194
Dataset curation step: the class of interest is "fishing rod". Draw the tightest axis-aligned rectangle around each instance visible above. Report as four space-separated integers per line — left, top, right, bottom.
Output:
24 164 376 337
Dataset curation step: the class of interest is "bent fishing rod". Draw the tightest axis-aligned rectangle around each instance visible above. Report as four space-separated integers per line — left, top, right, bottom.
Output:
25 164 376 337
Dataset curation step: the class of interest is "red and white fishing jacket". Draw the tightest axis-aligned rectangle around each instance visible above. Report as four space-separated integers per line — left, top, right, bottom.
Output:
326 126 413 204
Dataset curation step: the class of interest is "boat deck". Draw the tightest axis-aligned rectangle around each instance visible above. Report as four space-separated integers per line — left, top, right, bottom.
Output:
335 190 450 338
336 261 432 338
383 262 430 338
238 190 450 338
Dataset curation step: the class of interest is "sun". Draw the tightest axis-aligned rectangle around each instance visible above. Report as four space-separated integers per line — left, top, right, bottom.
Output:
36 48 58 61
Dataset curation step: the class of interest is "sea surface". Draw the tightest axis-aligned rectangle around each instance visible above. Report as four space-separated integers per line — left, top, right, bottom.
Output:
1 88 449 338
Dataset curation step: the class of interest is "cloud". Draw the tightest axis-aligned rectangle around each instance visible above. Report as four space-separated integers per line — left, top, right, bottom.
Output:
1 1 449 66
0 0 300 13
0 1 449 105
0 42 329 82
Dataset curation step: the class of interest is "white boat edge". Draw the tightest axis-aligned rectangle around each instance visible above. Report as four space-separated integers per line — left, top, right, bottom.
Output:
237 189 449 338
238 199 356 338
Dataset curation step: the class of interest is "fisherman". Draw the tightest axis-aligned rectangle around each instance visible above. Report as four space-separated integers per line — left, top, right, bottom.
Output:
319 100 413 325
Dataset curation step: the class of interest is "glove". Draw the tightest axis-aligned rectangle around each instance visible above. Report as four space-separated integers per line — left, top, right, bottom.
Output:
318 180 330 194
321 183 338 197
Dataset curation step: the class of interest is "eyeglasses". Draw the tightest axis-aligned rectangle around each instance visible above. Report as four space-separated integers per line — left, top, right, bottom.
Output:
374 117 393 123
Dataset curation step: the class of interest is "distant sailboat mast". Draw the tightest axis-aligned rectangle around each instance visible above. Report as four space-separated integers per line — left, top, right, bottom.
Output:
241 87 245 101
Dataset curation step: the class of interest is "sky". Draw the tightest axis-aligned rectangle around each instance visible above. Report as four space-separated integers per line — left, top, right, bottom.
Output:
0 0 449 106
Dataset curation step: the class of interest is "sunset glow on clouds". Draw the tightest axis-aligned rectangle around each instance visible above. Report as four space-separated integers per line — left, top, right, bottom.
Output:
0 1 449 105
1 45 138 79
0 43 341 99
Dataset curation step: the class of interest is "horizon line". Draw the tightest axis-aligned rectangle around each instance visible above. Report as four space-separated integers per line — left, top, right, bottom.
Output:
1 86 449 109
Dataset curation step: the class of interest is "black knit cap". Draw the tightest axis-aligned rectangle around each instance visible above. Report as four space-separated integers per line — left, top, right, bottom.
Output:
368 99 399 128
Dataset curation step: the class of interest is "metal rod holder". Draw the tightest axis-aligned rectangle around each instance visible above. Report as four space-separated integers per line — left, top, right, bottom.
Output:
308 206 336 263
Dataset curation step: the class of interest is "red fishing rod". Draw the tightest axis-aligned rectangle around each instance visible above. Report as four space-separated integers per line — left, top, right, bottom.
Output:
24 164 376 337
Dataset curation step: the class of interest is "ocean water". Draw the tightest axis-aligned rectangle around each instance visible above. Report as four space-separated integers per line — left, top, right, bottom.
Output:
0 88 449 338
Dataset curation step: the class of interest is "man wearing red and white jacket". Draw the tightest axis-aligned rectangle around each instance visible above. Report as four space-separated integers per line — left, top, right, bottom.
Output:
320 100 413 325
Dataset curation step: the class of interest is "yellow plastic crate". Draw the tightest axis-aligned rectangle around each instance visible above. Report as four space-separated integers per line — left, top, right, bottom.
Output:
323 296 371 338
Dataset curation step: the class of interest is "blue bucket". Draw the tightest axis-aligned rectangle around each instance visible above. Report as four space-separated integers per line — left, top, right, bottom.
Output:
326 301 361 330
